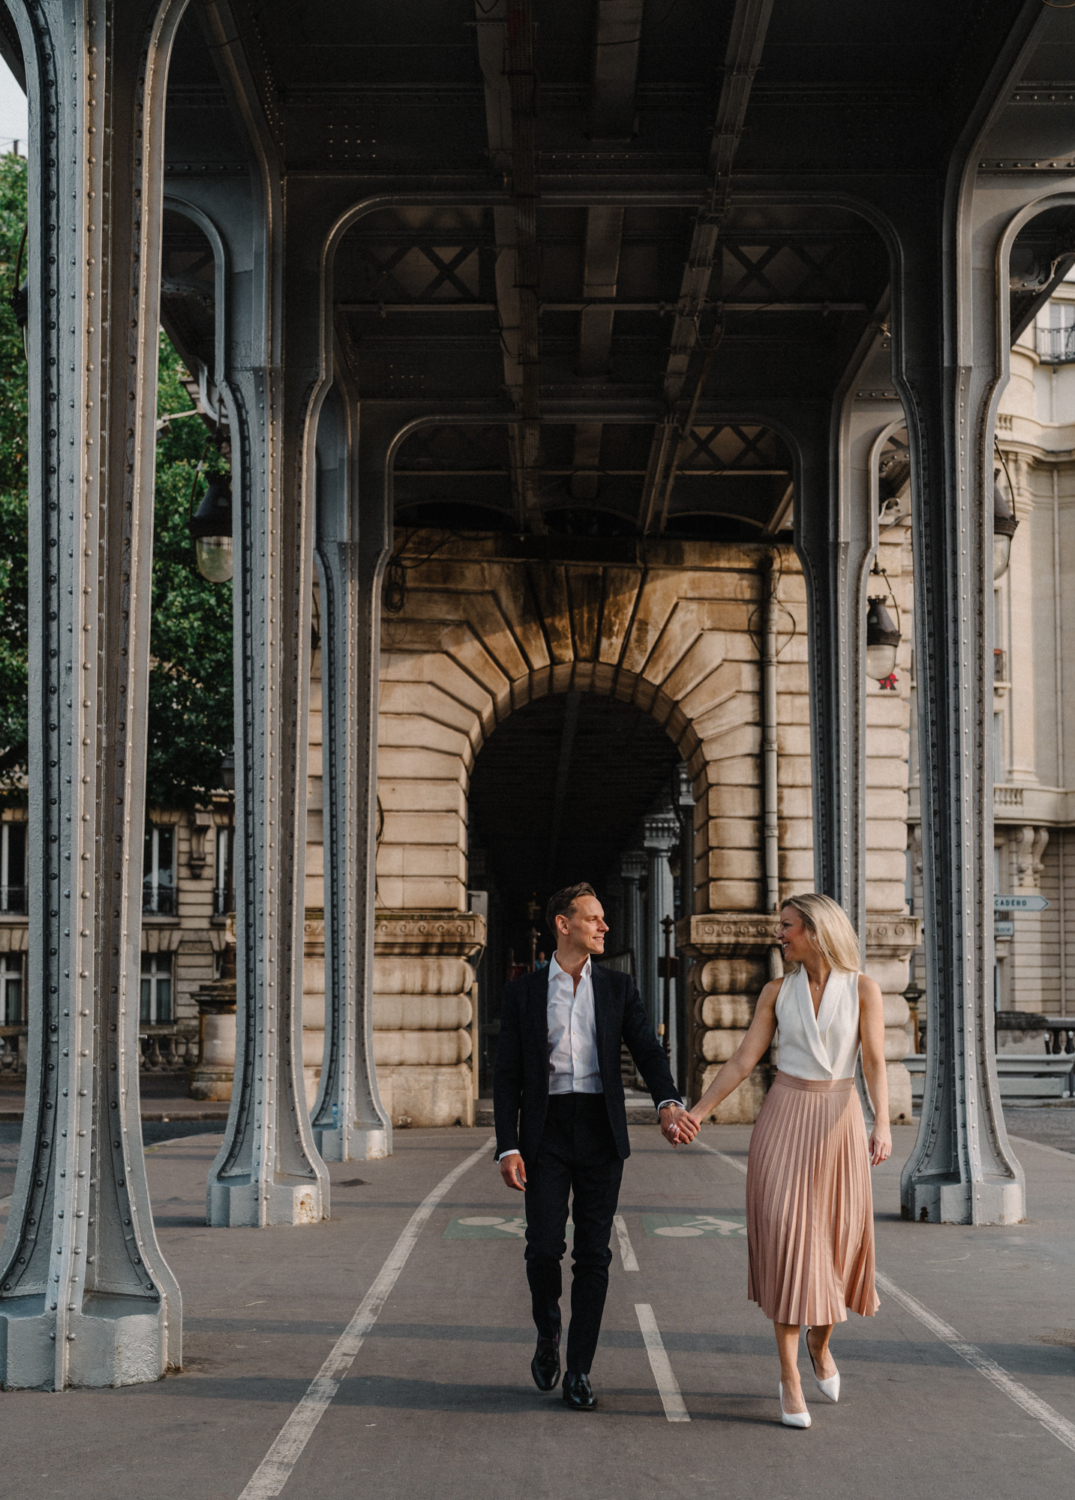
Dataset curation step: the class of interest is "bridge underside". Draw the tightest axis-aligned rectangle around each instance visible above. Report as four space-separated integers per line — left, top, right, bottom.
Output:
1 0 1075 1385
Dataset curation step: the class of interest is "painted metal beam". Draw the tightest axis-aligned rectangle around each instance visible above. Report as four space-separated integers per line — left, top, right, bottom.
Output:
571 0 644 501
310 374 391 1162
186 1 330 1229
0 0 185 1389
475 0 543 532
637 0 776 534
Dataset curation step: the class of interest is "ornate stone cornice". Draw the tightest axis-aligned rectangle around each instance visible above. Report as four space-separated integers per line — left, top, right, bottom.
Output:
865 914 921 954
374 909 487 958
677 911 921 959
677 913 778 956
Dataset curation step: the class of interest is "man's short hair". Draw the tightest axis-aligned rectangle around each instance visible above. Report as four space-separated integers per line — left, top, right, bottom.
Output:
546 881 597 934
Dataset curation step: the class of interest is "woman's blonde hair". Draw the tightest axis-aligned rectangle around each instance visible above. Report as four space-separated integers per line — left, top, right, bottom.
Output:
781 892 861 973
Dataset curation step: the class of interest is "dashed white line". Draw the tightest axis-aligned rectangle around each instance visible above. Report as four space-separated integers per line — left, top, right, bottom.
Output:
693 1136 747 1175
614 1214 639 1271
1007 1133 1075 1163
237 1136 495 1500
635 1303 690 1422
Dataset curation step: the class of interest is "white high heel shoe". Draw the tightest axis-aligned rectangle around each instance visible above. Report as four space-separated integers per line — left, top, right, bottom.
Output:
804 1327 840 1403
779 1381 812 1429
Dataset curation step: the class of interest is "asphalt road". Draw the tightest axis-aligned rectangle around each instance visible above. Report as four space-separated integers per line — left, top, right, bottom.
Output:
1 1120 1074 1499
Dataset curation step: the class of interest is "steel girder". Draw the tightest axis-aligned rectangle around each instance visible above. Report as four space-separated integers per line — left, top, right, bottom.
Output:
163 78 332 1224
309 379 391 1164
0 0 186 1390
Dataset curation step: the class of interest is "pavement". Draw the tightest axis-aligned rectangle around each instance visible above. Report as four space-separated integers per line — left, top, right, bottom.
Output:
1 1117 1074 1500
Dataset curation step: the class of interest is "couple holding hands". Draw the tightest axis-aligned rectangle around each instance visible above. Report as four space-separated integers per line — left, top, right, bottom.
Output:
494 883 890 1425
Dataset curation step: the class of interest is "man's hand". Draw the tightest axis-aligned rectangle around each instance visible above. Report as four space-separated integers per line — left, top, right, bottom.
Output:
660 1104 698 1147
499 1153 527 1191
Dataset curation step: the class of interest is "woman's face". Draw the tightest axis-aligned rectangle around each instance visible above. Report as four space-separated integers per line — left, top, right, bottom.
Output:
778 906 815 965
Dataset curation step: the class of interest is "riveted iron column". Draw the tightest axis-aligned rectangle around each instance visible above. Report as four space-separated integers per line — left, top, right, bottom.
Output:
310 385 391 1161
0 0 185 1388
190 95 329 1230
896 185 1025 1224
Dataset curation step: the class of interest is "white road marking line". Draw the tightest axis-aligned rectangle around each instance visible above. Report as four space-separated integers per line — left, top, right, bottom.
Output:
1008 1133 1075 1162
237 1136 496 1500
876 1271 1075 1454
697 1130 1075 1453
693 1137 747 1174
635 1303 690 1422
614 1214 639 1271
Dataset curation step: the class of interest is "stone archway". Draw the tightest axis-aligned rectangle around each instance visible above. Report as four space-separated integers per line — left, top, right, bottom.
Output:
369 533 817 1127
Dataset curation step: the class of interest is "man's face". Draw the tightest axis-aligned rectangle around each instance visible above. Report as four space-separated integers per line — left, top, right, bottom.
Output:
557 894 608 955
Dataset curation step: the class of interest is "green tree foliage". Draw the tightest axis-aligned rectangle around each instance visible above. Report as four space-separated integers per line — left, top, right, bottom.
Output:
0 153 233 812
147 338 232 813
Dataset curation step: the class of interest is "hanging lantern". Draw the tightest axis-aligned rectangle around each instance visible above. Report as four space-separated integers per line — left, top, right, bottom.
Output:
866 594 900 681
993 463 1018 580
190 475 233 582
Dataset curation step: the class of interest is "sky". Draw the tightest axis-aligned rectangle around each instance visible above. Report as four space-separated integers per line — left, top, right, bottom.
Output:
0 53 27 151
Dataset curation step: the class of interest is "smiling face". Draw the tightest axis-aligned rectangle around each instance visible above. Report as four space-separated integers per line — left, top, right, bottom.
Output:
777 904 817 967
556 894 609 958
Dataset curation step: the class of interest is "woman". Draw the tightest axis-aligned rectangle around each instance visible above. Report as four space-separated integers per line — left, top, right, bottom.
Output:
684 893 890 1428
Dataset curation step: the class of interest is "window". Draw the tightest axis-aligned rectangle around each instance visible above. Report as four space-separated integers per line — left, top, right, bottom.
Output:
140 953 173 1024
993 713 1005 781
1038 301 1075 364
0 954 22 1025
143 825 176 915
214 823 233 916
0 822 27 914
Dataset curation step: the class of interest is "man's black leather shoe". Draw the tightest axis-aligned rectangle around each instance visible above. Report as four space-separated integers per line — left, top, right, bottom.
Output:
531 1334 561 1391
562 1372 596 1410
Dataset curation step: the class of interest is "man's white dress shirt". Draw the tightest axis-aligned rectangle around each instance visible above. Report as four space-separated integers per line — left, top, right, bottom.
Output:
498 953 680 1160
546 953 602 1094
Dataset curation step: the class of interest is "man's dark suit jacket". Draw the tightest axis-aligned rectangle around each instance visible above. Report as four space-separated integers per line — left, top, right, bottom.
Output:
493 962 682 1164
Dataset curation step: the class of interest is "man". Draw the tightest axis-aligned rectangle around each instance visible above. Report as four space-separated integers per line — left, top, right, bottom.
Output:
494 881 698 1410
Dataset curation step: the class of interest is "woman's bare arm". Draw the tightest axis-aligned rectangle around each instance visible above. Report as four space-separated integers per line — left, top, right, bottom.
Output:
859 973 891 1165
686 979 780 1127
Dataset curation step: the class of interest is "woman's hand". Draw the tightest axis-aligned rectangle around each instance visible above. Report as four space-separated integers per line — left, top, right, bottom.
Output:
868 1126 891 1167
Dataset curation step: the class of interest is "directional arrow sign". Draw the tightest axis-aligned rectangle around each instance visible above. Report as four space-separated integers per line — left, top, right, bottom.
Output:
994 895 1049 911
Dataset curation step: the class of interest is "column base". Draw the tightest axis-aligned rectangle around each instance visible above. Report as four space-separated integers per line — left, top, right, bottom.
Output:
314 1124 390 1162
207 1174 326 1227
901 1175 1025 1225
0 1293 172 1389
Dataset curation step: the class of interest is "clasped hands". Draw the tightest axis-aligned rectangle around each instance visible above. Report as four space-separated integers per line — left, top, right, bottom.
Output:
660 1103 699 1148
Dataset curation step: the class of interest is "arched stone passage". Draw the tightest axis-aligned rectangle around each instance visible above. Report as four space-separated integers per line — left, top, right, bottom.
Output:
371 534 816 1126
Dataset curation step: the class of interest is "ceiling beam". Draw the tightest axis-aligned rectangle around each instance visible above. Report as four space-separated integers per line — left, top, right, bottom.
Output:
637 0 776 533
573 0 645 501
476 0 544 532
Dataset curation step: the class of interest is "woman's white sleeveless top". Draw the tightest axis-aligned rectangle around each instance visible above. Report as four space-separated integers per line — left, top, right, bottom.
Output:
774 967 861 1081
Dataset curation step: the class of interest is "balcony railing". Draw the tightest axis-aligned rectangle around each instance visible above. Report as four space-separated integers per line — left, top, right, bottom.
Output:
142 883 177 916
0 1023 198 1075
1038 324 1075 364
0 1025 25 1074
0 886 27 915
139 1022 199 1072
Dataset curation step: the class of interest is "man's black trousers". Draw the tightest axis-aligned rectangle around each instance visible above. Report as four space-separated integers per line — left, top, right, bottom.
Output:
523 1093 624 1376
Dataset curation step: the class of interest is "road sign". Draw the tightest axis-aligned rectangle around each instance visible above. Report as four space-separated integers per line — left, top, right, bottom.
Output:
994 920 1015 938
994 895 1049 911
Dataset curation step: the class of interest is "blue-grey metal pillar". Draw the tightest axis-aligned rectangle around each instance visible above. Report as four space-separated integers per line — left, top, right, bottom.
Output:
0 0 185 1388
310 384 391 1161
172 33 329 1226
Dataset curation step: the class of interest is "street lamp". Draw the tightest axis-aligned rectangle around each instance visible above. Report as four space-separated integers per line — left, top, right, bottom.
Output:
992 458 1019 581
866 588 901 680
190 475 233 582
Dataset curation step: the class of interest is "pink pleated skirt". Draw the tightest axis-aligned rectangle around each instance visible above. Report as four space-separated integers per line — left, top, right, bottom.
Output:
746 1071 879 1326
